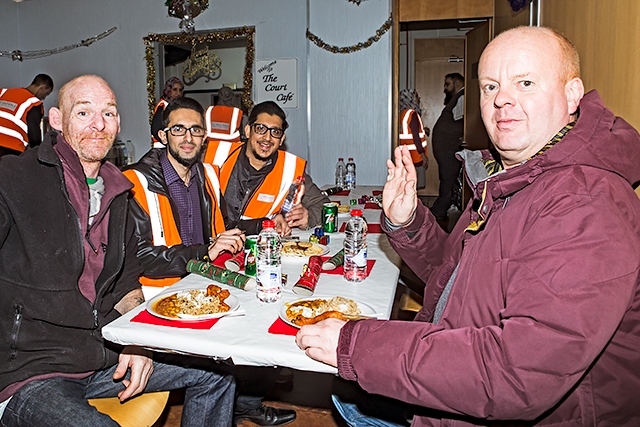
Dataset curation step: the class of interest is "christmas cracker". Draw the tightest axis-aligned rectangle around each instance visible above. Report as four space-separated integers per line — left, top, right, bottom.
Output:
322 249 344 270
186 259 256 291
293 256 323 296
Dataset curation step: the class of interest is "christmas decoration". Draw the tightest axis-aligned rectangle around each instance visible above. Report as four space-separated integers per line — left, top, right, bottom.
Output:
186 259 257 291
0 27 117 61
306 15 392 54
166 0 209 34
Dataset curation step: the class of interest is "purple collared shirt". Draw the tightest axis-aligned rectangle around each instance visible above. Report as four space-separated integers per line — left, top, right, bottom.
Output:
160 153 205 246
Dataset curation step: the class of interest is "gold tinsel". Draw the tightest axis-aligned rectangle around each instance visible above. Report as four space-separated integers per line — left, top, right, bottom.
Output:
306 15 392 54
144 27 255 133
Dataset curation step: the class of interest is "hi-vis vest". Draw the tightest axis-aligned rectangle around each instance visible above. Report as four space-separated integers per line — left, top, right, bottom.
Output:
0 88 43 152
205 140 306 219
399 109 428 166
123 163 225 288
151 99 169 147
206 105 242 142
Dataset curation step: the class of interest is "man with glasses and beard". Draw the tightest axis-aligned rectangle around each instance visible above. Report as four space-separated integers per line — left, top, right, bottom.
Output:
124 96 245 300
204 100 329 236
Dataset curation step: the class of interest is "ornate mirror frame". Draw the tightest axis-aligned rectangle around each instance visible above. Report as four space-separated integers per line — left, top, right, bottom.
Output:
144 26 255 143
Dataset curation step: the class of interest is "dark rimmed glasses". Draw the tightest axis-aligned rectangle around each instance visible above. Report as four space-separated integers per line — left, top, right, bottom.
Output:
164 124 206 138
251 123 284 139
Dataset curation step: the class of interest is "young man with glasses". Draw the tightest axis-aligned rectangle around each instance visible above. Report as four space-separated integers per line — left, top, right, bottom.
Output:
204 100 329 236
124 97 295 426
124 96 245 300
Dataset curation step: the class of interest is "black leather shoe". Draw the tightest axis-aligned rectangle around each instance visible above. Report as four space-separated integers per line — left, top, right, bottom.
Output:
234 404 297 426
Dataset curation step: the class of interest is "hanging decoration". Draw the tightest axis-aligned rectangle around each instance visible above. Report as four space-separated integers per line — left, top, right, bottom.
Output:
182 42 222 85
0 27 117 61
347 0 368 4
508 0 531 12
306 14 392 54
166 0 209 34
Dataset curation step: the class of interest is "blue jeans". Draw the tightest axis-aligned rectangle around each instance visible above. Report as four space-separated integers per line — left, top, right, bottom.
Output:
0 360 235 427
332 395 408 427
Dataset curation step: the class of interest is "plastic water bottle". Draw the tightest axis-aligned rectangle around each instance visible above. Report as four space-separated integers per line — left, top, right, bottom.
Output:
345 157 356 190
335 158 346 188
280 176 304 215
343 209 368 282
256 220 282 302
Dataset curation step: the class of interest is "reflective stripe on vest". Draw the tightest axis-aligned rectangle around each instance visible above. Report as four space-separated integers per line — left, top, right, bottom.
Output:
206 105 242 141
0 88 41 150
265 152 298 217
399 109 427 151
202 162 221 205
211 141 233 167
131 170 166 246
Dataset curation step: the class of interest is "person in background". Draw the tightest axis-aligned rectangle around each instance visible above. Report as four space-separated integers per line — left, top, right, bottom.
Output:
430 72 464 228
0 75 235 427
205 85 244 143
296 26 640 426
204 100 329 236
151 76 184 147
124 96 245 300
125 96 294 427
0 73 54 157
398 88 429 190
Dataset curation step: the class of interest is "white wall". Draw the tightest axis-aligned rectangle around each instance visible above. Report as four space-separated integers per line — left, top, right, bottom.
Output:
0 0 392 186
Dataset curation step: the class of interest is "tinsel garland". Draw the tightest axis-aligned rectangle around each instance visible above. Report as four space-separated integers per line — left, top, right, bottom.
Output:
0 27 117 61
144 27 255 129
306 15 392 54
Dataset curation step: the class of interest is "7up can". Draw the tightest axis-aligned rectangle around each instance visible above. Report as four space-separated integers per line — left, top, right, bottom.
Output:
322 202 338 233
243 235 258 276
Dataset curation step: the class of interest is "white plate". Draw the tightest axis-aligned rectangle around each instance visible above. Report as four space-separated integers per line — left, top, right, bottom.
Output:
147 288 240 321
278 296 377 328
281 243 329 258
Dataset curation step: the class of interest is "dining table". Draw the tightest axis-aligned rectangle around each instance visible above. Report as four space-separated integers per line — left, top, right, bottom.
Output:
102 185 401 374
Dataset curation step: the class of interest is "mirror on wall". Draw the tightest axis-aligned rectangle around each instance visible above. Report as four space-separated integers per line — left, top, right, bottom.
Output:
144 26 255 147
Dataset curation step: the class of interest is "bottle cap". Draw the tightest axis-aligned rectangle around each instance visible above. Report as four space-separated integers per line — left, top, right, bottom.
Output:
262 219 275 228
350 209 363 217
348 157 354 161
338 157 344 161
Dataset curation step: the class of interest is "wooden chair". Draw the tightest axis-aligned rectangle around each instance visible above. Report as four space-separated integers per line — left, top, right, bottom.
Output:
88 391 170 427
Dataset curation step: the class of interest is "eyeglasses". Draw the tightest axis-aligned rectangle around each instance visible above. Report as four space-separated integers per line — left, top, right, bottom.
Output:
164 125 205 138
251 123 284 139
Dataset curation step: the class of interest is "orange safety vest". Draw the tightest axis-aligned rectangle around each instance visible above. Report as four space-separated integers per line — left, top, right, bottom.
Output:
205 140 307 219
151 99 169 147
206 105 243 142
399 109 428 166
123 163 225 288
0 88 43 152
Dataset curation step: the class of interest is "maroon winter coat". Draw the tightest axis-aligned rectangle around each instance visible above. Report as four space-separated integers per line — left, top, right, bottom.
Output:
337 91 640 426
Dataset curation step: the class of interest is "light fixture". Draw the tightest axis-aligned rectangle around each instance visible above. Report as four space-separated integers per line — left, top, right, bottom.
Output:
166 0 209 34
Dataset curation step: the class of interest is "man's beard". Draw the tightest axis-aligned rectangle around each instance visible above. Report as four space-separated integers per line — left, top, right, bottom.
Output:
444 89 453 105
168 143 200 168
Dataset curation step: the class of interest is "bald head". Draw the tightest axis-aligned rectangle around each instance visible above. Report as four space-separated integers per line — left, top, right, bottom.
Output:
477 26 584 169
49 75 120 177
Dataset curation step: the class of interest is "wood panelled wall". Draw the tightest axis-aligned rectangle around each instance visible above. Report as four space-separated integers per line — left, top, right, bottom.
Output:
399 0 493 21
541 0 640 129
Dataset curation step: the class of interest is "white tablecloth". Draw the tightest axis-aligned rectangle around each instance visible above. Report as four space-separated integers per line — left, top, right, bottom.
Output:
102 186 399 374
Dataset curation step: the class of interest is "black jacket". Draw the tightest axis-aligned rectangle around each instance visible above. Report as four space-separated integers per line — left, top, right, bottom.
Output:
0 137 142 393
123 148 222 278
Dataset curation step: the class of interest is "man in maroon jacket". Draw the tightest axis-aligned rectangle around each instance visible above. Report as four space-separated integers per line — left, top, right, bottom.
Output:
297 26 640 426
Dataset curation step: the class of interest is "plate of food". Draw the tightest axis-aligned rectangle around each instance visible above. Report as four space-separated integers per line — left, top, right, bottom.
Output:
147 284 240 321
279 296 378 327
281 241 329 257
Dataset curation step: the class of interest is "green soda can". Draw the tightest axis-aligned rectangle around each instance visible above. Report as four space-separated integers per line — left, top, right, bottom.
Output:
243 235 258 276
322 202 338 233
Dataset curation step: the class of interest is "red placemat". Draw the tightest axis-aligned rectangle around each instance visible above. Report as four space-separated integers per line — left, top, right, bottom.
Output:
333 189 351 196
339 223 383 234
372 190 382 196
364 202 381 210
320 258 376 276
131 309 220 329
268 318 298 336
